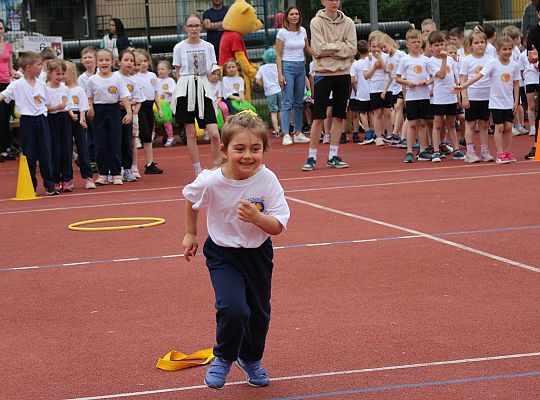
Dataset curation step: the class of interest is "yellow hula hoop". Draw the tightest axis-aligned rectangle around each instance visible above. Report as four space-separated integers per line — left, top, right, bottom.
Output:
68 217 166 231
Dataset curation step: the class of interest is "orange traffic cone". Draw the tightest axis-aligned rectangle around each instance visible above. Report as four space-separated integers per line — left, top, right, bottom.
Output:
12 156 39 201
535 134 540 161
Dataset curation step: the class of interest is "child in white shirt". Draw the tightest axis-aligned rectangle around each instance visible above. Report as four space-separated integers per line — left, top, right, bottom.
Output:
222 58 245 114
256 47 282 136
156 60 177 147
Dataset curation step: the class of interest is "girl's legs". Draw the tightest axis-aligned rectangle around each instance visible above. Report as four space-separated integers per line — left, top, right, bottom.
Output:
185 122 202 175
270 112 279 133
383 107 392 137
393 98 405 138
206 123 221 165
502 121 513 153
526 92 536 134
494 123 504 154
131 115 140 177
432 115 444 153
372 107 384 137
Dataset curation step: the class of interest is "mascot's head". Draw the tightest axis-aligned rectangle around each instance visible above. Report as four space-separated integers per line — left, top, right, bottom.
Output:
222 0 263 35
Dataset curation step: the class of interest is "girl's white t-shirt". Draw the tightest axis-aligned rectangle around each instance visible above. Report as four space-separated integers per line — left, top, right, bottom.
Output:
255 63 281 96
222 76 244 98
512 46 524 87
426 56 459 105
115 71 143 103
480 58 520 109
157 77 176 102
276 27 307 62
209 80 223 101
68 86 90 112
396 54 431 101
363 52 389 93
486 42 497 58
46 83 69 113
182 165 290 248
518 50 539 86
350 58 370 101
77 71 94 92
172 40 216 76
1 78 49 116
459 53 492 101
87 73 130 104
386 49 405 95
135 71 158 102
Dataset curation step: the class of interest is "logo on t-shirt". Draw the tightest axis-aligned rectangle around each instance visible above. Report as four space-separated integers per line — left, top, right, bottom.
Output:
151 79 156 86
34 96 43 104
247 197 265 213
127 84 134 92
233 83 240 91
162 83 169 90
501 73 511 82
72 96 79 104
61 96 67 104
475 66 483 73
108 86 118 94
413 65 423 74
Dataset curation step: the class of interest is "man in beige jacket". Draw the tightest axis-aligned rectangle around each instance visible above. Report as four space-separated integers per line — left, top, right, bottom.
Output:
301 0 357 171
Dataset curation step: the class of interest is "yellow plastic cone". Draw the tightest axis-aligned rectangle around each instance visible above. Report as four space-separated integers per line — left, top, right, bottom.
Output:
194 119 205 137
12 156 39 201
156 348 214 371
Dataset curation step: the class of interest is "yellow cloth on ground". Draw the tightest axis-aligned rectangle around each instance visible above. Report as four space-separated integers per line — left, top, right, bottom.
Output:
156 348 215 371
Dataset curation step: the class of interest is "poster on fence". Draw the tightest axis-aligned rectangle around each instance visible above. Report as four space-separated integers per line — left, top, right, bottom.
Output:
23 36 63 58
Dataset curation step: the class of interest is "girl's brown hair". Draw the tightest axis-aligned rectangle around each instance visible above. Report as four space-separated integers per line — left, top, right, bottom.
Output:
283 6 302 31
469 30 487 47
220 112 269 165
47 58 67 73
224 58 241 77
134 48 153 70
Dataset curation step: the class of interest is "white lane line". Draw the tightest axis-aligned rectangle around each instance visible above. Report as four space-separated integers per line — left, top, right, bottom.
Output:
65 351 540 399
12 266 39 270
286 196 540 273
2 170 539 216
0 198 182 216
287 171 540 193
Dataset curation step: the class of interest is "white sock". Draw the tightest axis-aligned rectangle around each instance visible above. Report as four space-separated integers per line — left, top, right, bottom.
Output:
193 162 202 175
308 148 317 160
146 162 153 167
328 145 339 160
131 165 139 171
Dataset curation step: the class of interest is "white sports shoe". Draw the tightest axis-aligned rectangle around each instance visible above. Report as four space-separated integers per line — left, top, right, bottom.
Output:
294 132 310 143
282 134 293 146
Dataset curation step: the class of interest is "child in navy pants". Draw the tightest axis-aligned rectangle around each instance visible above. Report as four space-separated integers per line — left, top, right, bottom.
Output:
182 112 290 390
0 51 57 195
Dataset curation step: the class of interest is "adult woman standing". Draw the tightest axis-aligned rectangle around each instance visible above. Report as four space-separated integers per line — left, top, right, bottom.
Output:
100 18 131 60
0 18 16 162
276 6 312 146
171 14 220 176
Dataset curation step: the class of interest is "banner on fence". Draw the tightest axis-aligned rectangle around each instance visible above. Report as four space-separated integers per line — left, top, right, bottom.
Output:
23 36 64 58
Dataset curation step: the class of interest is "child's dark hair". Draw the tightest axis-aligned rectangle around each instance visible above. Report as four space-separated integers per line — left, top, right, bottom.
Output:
449 27 463 38
428 31 446 45
19 51 42 70
220 112 269 164
40 47 57 61
119 48 135 62
483 23 496 39
357 40 369 55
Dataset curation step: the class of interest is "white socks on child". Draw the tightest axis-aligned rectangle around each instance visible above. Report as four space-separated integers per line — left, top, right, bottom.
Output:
329 145 339 160
308 148 317 160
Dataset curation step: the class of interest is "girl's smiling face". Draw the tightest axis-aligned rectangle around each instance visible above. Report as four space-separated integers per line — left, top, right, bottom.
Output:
136 55 149 72
221 129 264 180
49 68 65 85
97 52 113 73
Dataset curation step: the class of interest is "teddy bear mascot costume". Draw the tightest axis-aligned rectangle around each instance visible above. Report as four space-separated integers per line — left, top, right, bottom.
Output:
219 0 263 101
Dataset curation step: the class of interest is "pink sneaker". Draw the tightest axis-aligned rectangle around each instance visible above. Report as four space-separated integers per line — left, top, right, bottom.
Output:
54 182 62 191
62 181 73 192
495 153 510 164
505 152 517 162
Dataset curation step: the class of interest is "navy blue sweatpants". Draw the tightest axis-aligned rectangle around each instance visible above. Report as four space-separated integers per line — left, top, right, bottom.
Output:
93 103 122 176
48 111 73 183
19 115 54 191
203 237 274 362
120 109 133 169
71 111 93 179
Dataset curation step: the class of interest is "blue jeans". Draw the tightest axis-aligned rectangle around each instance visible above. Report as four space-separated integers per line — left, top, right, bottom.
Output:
281 60 306 133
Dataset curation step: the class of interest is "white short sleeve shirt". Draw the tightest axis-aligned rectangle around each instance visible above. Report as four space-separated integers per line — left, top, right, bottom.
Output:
481 58 520 110
172 40 216 76
46 83 69 114
350 59 370 101
396 54 431 101
276 27 307 62
87 73 130 104
255 63 281 97
459 54 492 101
68 86 90 112
427 56 459 105
1 78 49 116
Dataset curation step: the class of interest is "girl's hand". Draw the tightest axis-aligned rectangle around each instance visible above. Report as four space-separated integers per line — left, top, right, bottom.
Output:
70 113 78 121
408 81 417 90
278 74 286 88
237 199 261 224
122 113 132 124
158 109 163 118
88 108 95 121
381 89 386 99
182 234 198 262
80 120 88 129
461 98 470 109
452 85 463 94
528 45 538 64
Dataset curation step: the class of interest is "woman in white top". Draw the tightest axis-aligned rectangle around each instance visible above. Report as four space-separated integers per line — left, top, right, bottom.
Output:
276 6 312 146
171 14 220 176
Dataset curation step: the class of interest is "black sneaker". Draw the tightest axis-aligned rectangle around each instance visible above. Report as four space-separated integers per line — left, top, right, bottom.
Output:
145 162 164 174
45 188 60 196
525 147 536 160
326 156 349 168
339 132 349 143
417 150 433 161
301 157 316 171
404 152 414 163
439 143 453 155
352 133 360 143
459 138 466 147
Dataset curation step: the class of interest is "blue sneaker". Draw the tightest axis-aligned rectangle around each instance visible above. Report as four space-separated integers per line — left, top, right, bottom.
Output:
301 157 316 171
236 358 270 387
204 357 232 389
123 169 136 182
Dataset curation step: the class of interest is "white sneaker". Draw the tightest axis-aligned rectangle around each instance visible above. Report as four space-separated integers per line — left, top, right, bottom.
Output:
136 137 143 148
164 137 175 147
517 125 529 135
294 132 310 143
282 134 293 146
374 137 385 146
113 175 123 185
512 127 523 136
530 126 536 136
85 178 96 189
464 151 481 163
132 168 142 179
